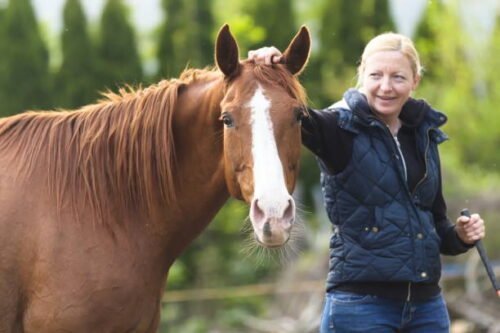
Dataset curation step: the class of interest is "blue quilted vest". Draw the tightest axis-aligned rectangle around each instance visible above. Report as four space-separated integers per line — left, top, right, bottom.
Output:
321 90 448 290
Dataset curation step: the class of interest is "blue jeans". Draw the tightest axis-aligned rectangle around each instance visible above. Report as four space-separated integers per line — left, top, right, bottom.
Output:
320 291 450 333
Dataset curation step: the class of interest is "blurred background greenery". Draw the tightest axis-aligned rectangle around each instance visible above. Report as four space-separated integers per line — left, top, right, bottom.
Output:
0 0 498 332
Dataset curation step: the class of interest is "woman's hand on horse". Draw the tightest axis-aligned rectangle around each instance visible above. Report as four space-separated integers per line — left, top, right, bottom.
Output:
455 213 485 245
248 47 282 65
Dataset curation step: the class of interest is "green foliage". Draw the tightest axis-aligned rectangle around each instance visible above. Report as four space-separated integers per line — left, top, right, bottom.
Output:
313 0 395 106
368 0 395 34
0 0 50 116
453 16 500 172
317 0 363 75
157 0 183 78
415 2 500 173
244 0 297 50
157 0 215 79
97 0 143 91
335 0 365 67
211 0 267 54
190 0 215 67
54 0 99 108
414 1 445 81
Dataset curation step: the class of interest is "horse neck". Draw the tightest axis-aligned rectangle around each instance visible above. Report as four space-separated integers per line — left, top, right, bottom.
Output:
161 76 229 257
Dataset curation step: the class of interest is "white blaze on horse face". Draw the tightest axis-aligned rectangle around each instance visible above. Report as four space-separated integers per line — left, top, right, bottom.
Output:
248 85 295 245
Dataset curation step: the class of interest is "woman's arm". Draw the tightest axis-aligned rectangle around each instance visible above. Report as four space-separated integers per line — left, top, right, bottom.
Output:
433 167 485 255
302 108 354 175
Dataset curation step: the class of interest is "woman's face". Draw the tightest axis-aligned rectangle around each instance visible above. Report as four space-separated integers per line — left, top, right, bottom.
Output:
360 50 420 123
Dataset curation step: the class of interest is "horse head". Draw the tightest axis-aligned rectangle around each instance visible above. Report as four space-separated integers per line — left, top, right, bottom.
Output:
215 25 310 248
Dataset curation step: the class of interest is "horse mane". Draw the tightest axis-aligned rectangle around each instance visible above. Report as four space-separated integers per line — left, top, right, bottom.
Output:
0 68 222 226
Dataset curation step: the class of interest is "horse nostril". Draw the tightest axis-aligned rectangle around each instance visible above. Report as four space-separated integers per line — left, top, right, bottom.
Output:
251 199 265 222
283 199 295 223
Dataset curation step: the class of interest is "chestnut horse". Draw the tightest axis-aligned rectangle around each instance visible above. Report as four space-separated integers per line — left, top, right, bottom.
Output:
0 25 310 332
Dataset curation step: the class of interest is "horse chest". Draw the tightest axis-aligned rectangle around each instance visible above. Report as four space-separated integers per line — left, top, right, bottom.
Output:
21 226 167 332
23 275 162 333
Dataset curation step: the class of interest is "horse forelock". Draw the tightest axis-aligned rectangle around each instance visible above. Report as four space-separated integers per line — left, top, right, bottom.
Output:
240 60 308 107
0 69 222 227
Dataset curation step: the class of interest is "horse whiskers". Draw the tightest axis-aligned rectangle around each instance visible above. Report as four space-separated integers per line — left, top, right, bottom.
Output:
239 215 305 267
294 200 313 216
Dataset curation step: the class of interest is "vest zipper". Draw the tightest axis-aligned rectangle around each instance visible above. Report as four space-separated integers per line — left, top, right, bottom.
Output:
381 125 436 286
411 128 432 196
377 122 408 184
383 125 433 283
393 135 407 181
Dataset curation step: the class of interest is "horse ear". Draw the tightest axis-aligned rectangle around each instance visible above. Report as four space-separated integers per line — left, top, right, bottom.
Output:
281 26 311 76
215 24 241 77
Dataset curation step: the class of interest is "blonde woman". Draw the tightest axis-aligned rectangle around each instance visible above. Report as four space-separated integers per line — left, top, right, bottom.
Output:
249 33 485 332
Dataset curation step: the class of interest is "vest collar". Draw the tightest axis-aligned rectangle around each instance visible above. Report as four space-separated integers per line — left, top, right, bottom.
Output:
341 88 447 129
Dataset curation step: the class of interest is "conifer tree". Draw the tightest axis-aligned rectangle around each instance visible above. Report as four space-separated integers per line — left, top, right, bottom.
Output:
315 0 395 104
157 0 183 78
0 8 6 94
318 0 364 76
55 0 99 108
315 0 344 103
413 1 443 80
245 0 296 50
97 0 142 92
338 1 365 66
369 0 395 36
191 0 214 67
0 0 50 116
157 0 214 78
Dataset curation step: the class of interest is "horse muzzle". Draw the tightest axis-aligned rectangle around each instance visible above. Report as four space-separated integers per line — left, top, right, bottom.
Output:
249 197 295 248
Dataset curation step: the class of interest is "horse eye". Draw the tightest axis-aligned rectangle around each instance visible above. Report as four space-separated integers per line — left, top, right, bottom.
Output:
221 113 234 127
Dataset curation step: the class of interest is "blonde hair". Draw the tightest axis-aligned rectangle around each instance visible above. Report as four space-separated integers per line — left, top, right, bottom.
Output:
356 32 423 87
